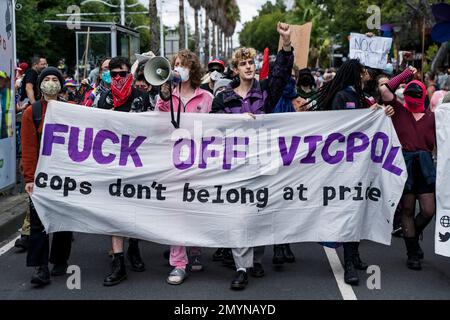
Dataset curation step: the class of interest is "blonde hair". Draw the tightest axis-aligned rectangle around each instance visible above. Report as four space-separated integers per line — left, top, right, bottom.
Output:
232 47 257 69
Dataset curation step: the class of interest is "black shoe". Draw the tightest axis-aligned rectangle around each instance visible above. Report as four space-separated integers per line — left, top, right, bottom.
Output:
352 255 368 270
249 263 265 278
283 244 295 263
127 249 145 272
14 235 29 252
273 245 286 265
103 254 127 286
212 248 225 261
404 237 422 270
31 265 50 286
344 261 359 285
407 255 422 270
51 263 68 276
222 249 235 268
230 270 248 290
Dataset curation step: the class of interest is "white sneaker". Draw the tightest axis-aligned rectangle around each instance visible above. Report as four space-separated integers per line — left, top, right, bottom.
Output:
166 268 187 285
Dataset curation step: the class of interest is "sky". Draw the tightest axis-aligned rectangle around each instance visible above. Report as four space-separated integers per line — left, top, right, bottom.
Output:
137 0 293 46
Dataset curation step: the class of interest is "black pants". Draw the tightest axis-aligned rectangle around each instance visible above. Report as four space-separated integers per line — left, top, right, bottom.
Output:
343 242 360 263
26 199 72 267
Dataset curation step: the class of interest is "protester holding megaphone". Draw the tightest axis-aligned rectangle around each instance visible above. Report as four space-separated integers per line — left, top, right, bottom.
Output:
152 49 214 286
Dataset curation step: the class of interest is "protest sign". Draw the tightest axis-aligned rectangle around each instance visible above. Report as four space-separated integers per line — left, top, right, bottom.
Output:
349 32 393 69
278 22 312 69
32 102 407 247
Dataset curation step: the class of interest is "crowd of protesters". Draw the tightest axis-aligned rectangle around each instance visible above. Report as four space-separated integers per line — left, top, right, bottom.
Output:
9 21 450 290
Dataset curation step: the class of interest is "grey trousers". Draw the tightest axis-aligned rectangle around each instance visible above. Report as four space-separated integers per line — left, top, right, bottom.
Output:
232 246 265 269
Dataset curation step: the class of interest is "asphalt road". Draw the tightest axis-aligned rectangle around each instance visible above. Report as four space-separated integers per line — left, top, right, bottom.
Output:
1 219 450 301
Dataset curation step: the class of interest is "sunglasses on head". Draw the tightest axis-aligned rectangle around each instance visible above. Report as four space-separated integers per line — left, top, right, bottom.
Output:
110 71 129 78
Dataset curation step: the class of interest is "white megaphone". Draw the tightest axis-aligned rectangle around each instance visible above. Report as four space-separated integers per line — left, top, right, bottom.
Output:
144 56 181 86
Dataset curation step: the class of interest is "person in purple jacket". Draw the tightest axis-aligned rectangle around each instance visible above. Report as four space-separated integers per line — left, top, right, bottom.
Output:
210 22 294 290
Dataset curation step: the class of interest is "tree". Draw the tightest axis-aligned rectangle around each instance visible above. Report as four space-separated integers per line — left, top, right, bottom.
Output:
179 0 186 49
149 0 159 55
188 0 202 56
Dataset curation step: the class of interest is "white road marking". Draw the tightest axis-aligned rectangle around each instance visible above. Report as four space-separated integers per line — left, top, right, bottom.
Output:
323 246 358 300
0 235 20 256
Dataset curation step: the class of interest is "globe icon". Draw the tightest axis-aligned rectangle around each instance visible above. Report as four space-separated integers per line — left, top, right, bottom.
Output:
441 216 450 228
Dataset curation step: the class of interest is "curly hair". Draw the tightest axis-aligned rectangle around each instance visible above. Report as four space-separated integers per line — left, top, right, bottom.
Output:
231 47 257 69
170 49 203 89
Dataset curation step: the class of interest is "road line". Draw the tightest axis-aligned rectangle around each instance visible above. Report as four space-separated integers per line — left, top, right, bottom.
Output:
0 235 20 256
323 246 358 300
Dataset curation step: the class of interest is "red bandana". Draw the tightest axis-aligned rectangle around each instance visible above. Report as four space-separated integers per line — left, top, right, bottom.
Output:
111 73 134 108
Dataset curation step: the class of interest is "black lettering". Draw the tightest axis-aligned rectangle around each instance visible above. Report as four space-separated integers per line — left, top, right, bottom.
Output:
35 172 48 188
241 188 254 204
183 183 195 202
63 177 77 197
323 187 336 206
339 186 352 200
226 189 239 203
256 188 268 208
353 182 364 201
123 184 136 198
50 175 63 190
80 181 92 195
283 187 294 200
197 189 209 203
212 185 224 204
297 184 308 201
109 179 122 197
137 185 151 199
368 187 381 201
155 183 166 200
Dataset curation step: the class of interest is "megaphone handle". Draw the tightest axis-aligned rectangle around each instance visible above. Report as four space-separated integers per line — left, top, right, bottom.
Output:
169 84 180 129
177 83 182 128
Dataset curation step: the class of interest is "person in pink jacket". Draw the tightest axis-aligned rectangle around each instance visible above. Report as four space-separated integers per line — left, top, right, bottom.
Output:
157 49 213 285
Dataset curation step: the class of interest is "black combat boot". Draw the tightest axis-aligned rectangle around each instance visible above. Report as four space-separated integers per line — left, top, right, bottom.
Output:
103 253 127 286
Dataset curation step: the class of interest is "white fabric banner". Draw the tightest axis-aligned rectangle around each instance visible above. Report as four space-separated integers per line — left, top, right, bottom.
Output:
435 103 450 257
32 101 407 247
349 33 393 70
0 0 16 190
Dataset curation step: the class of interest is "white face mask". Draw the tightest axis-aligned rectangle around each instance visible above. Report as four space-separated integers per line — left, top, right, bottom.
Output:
174 67 190 83
210 71 223 82
40 80 61 96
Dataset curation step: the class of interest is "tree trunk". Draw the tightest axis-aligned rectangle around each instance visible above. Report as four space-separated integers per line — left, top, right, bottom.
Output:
204 13 210 64
149 0 159 55
212 23 216 58
179 0 186 49
194 9 200 56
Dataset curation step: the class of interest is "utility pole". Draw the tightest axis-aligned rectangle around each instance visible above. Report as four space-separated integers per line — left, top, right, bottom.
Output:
160 0 164 56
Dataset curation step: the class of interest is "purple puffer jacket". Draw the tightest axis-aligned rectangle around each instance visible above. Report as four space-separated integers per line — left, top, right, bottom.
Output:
211 48 294 114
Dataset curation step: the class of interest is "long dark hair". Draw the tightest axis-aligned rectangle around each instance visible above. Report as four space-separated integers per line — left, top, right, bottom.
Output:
315 59 367 110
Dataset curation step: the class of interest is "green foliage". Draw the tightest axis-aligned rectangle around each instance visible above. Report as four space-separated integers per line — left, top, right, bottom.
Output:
15 0 150 75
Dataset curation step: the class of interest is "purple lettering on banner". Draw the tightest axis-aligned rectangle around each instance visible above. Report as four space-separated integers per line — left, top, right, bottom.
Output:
382 146 403 176
42 124 69 156
92 130 119 164
199 137 222 169
300 135 323 164
278 136 301 166
371 132 389 163
173 139 196 170
68 127 93 162
322 133 345 164
347 132 370 162
223 137 249 170
119 135 147 167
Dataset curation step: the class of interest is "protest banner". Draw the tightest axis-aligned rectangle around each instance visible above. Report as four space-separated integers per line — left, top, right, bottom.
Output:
278 22 312 69
349 32 393 69
32 101 407 248
0 0 16 191
435 103 450 257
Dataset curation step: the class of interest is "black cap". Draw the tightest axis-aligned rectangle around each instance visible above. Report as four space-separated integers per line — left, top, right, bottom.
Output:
37 66 64 91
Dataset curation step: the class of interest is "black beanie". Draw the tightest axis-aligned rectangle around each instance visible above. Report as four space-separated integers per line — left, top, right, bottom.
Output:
37 66 64 92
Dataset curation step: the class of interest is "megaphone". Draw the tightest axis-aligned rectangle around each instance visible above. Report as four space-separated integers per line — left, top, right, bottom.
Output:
144 56 181 86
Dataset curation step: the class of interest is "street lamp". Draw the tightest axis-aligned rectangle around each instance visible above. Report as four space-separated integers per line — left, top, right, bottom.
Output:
81 0 138 26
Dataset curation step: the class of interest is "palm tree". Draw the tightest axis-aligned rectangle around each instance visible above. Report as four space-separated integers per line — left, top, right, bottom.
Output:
179 0 186 49
149 0 159 55
188 0 202 56
202 0 213 63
